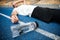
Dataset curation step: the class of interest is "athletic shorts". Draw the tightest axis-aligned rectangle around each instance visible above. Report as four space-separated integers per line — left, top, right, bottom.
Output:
31 6 60 22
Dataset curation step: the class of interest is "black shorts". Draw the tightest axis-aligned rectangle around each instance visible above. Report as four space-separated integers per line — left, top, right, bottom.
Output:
31 6 60 22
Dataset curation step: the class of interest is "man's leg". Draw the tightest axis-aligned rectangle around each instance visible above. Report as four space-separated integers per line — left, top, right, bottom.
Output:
11 21 38 38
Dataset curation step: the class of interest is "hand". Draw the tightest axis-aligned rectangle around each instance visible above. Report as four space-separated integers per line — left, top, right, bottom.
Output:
11 15 19 23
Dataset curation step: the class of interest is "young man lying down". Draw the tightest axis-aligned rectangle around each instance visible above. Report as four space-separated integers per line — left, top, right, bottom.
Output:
11 4 60 38
11 5 39 38
11 4 60 23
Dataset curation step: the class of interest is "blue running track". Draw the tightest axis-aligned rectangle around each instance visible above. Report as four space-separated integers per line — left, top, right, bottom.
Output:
0 7 60 40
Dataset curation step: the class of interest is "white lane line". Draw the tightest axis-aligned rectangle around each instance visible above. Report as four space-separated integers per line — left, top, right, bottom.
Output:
35 28 60 40
0 13 11 19
0 13 25 24
0 13 60 40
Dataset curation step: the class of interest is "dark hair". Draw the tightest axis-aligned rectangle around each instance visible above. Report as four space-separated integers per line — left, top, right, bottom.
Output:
13 5 15 8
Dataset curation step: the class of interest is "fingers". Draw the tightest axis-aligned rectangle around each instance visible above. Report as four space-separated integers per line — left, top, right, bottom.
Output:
11 18 18 23
11 15 19 23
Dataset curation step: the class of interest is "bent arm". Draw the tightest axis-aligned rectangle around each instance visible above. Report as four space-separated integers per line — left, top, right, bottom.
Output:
13 0 24 8
14 0 24 4
13 0 24 5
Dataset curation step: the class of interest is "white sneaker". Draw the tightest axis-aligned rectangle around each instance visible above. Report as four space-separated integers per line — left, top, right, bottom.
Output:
11 21 38 38
19 21 38 35
11 26 20 38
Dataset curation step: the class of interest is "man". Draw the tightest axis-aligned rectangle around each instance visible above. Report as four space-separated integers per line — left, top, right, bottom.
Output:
11 4 60 38
11 5 60 23
11 5 39 38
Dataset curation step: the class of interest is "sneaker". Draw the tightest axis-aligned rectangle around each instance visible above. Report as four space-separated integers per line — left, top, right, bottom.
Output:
19 21 38 35
30 21 38 30
34 21 38 29
19 30 23 35
11 21 38 38
11 26 20 38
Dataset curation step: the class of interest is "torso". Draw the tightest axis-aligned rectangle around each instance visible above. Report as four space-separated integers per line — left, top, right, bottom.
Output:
14 5 37 16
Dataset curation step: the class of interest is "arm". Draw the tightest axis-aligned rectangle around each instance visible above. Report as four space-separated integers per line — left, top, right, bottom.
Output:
11 10 19 23
14 0 24 4
13 0 24 8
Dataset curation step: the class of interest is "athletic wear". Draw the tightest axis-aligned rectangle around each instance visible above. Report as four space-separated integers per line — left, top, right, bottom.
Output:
11 21 38 38
13 5 37 17
31 6 60 22
31 7 53 22
13 5 60 22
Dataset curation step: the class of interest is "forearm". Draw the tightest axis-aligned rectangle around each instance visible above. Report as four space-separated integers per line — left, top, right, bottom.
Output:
11 13 17 16
11 10 18 16
15 0 24 4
